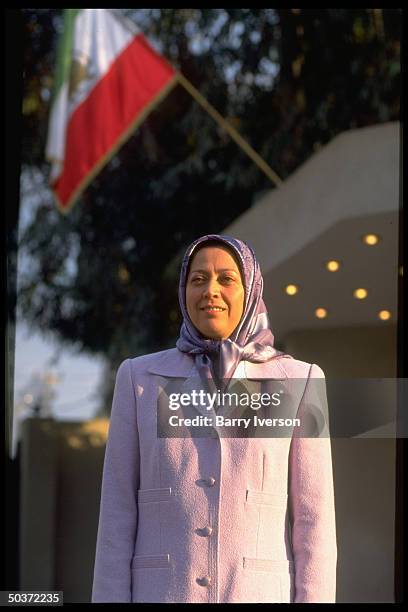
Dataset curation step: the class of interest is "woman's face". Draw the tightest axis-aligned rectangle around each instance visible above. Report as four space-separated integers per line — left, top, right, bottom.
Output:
186 246 245 340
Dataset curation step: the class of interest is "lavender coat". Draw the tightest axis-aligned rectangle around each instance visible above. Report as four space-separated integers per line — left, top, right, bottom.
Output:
91 348 337 603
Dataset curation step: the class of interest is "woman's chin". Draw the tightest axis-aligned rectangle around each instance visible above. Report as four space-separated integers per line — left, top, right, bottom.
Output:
199 326 225 340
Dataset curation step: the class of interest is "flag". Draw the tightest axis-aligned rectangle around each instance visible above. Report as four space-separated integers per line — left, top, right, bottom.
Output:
46 9 177 213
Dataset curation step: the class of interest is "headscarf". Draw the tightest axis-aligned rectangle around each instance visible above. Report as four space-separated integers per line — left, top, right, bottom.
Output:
176 234 292 391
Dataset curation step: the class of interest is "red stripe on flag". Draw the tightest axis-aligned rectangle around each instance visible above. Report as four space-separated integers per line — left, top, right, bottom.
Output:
53 34 175 209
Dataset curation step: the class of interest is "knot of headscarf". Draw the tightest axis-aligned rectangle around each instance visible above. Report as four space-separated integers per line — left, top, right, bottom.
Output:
176 234 292 392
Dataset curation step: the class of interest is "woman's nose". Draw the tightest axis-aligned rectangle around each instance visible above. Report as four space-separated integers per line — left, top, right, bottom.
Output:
203 280 220 297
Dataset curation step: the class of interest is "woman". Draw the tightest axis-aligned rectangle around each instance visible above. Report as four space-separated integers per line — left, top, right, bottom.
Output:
91 234 337 603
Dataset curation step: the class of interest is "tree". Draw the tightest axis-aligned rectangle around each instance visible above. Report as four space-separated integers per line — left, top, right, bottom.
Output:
17 9 401 414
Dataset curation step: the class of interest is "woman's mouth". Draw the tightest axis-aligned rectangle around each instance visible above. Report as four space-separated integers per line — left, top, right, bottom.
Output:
201 306 226 313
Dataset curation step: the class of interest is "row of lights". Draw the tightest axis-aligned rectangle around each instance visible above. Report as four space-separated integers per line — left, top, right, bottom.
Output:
312 308 392 321
283 233 399 321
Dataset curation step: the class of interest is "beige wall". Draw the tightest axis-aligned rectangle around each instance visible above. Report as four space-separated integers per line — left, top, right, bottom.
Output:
20 418 108 603
283 323 397 602
283 323 397 378
224 123 399 276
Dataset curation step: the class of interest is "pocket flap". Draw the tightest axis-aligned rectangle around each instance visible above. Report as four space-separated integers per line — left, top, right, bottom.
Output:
243 557 294 573
137 487 172 503
131 553 170 569
246 489 288 506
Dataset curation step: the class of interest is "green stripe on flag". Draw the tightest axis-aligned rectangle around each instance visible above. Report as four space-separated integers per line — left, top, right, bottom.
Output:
51 8 81 104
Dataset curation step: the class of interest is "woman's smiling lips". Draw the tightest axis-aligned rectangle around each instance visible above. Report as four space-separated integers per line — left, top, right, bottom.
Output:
200 304 227 316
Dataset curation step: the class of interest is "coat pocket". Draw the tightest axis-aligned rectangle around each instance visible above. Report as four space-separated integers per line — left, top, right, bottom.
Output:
131 553 170 569
245 489 290 560
245 489 288 506
136 488 174 553
240 558 285 603
243 557 294 573
131 554 173 603
137 487 172 503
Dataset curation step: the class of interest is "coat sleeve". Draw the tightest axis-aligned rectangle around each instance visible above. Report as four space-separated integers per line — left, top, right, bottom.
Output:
91 358 140 603
288 363 337 603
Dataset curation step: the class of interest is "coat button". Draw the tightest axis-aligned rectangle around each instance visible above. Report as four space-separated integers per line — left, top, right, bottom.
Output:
205 477 216 486
196 526 213 537
196 576 212 587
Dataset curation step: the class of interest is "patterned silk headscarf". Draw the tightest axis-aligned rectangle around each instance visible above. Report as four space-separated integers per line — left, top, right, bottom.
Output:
176 234 292 391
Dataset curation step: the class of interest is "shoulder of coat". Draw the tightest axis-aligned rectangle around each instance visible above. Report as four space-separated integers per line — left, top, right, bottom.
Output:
126 347 184 374
277 357 322 379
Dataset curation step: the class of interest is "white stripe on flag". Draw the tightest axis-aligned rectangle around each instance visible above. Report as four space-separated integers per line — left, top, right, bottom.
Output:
46 9 140 183
68 10 138 116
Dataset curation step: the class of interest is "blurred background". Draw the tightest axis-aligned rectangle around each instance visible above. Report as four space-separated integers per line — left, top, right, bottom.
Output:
6 8 402 604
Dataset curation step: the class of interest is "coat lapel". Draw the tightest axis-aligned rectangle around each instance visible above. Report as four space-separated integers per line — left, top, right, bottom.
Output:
146 349 288 380
147 349 287 433
147 350 211 423
244 359 287 380
147 349 196 378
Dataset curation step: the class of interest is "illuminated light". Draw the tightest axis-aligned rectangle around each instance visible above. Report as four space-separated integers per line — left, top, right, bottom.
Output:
88 435 105 448
315 308 328 319
285 284 299 295
79 422 109 446
326 260 340 272
67 435 85 450
378 310 391 321
363 233 379 245
353 288 368 299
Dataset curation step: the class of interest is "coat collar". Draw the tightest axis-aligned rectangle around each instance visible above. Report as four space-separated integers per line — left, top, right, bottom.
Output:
147 349 196 377
147 348 287 380
244 358 287 380
148 348 287 427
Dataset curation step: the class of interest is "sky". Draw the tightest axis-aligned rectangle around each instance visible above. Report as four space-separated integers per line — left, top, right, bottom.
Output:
13 320 105 422
11 319 106 460
10 168 107 459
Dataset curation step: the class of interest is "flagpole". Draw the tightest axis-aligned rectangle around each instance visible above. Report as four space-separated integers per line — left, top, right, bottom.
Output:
176 71 283 188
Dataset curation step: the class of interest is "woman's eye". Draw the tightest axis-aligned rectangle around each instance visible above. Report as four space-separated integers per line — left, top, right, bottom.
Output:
190 275 235 284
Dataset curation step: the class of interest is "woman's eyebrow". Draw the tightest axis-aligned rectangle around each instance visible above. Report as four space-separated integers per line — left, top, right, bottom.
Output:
190 268 239 274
